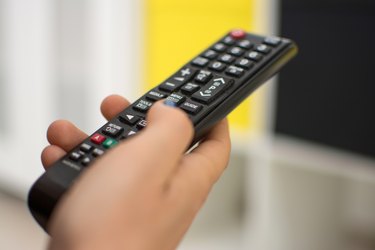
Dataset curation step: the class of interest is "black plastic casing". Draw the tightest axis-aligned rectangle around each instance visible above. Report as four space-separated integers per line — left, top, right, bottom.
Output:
28 31 298 232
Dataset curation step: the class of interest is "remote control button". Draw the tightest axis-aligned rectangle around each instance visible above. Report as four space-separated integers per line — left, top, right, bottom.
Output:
192 57 209 67
159 79 184 93
119 113 140 125
82 157 91 166
229 47 245 57
166 93 186 106
103 123 123 136
180 100 203 115
92 148 104 157
230 29 246 39
195 70 213 84
212 43 227 52
136 119 147 130
146 90 166 101
172 67 196 83
103 138 118 149
247 51 263 62
237 40 253 49
91 133 106 145
209 61 226 72
192 77 233 104
219 54 235 64
222 36 236 45
133 99 153 112
255 44 272 54
181 83 200 94
226 65 245 77
70 152 83 161
264 37 281 47
126 130 137 137
102 123 124 137
80 143 92 153
202 50 218 59
235 58 254 69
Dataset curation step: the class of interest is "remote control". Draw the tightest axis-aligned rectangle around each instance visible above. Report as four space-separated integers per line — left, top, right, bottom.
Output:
28 29 298 231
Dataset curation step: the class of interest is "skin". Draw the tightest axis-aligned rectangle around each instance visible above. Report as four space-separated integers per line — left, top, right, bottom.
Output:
41 95 231 250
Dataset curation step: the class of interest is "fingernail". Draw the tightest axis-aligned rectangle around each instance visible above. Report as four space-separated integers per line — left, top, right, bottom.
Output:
164 99 178 108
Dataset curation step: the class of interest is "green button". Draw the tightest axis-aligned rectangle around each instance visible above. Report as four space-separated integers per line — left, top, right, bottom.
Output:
103 138 118 149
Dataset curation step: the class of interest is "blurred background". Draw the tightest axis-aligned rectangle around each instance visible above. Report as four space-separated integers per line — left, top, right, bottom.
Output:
1 0 375 249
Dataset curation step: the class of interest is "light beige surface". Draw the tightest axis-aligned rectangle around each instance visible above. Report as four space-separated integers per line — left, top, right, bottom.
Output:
0 153 245 250
0 191 48 250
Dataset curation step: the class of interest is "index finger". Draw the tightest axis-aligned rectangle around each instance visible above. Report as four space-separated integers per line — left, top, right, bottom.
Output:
178 119 231 188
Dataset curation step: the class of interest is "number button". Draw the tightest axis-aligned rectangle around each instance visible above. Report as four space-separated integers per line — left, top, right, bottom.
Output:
212 43 227 52
209 61 226 72
229 47 245 56
202 50 218 59
247 51 263 62
219 54 235 64
237 40 253 49
255 44 272 54
235 58 254 69
222 36 235 45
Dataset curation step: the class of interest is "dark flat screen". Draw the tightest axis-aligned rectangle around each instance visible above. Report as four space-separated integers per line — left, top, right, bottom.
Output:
276 0 375 158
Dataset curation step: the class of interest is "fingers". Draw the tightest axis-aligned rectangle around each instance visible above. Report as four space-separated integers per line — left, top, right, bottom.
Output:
107 102 194 179
41 145 67 169
173 119 231 201
100 94 130 121
188 118 231 183
142 102 194 164
47 120 88 152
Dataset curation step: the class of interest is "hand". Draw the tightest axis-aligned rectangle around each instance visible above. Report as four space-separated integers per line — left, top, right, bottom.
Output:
41 95 231 250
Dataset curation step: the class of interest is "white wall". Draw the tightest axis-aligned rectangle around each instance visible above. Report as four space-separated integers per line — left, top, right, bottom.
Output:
0 0 140 197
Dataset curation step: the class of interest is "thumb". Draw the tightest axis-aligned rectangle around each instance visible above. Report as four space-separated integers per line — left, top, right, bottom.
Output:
144 101 194 156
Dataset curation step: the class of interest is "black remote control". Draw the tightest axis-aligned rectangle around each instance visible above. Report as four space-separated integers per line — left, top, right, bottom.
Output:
28 29 298 231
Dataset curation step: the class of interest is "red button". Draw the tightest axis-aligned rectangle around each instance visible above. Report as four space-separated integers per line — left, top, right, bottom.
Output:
91 133 106 145
230 29 246 39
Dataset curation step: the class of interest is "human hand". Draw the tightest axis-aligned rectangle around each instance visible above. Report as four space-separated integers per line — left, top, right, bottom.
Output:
41 95 231 250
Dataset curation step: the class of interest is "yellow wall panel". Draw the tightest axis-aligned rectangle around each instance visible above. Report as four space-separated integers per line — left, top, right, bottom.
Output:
144 0 261 132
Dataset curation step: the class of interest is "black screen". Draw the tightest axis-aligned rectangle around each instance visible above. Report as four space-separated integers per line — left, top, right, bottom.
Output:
276 0 375 158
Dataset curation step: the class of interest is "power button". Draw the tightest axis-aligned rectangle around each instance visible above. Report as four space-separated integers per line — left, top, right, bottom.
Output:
230 29 246 39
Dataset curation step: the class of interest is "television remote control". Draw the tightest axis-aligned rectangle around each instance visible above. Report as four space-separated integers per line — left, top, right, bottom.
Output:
28 29 297 231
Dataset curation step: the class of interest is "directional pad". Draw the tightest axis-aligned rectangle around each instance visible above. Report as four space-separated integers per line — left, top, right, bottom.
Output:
192 77 233 104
